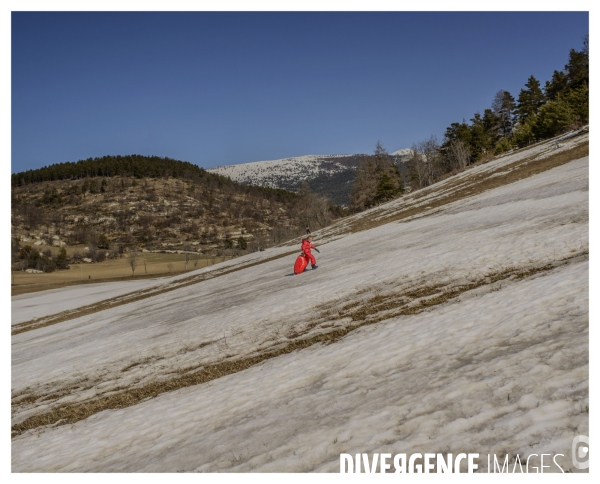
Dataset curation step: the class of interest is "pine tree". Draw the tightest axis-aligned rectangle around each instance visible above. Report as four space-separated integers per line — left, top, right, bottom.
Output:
374 140 387 156
516 76 545 122
443 121 471 146
469 113 494 160
544 70 567 101
534 99 573 138
512 114 537 148
98 234 110 249
564 48 588 90
350 142 403 211
563 82 589 125
492 90 516 138
374 173 398 204
55 247 69 269
544 44 587 101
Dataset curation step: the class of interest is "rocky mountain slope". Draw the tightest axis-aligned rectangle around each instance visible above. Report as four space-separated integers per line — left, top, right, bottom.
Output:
208 150 413 205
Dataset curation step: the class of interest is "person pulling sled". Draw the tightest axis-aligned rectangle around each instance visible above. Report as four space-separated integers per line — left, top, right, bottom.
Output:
293 235 320 274
302 235 318 270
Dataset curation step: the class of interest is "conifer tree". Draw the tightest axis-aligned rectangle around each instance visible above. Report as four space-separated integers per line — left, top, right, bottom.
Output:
512 115 537 148
534 99 573 138
350 142 403 211
563 82 589 125
373 173 397 204
564 48 588 90
544 41 588 101
492 90 516 138
469 112 494 160
516 76 545 122
544 70 568 101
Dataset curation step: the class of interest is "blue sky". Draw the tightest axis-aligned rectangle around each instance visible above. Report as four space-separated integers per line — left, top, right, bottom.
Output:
11 11 588 172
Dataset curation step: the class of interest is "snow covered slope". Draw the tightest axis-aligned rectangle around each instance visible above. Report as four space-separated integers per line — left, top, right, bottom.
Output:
12 134 588 472
11 278 165 325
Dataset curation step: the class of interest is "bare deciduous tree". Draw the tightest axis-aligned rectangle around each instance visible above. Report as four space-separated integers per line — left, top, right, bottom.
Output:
297 182 329 231
183 245 192 270
409 135 443 189
446 139 471 171
127 247 139 275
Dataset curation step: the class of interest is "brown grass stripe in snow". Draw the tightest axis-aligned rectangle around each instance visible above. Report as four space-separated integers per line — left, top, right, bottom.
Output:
11 250 298 336
11 252 587 437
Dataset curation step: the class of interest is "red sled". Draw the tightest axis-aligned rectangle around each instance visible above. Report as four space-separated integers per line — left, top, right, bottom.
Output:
293 253 309 274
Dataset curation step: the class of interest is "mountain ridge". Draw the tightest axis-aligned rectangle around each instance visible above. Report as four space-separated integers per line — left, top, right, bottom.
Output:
208 149 413 205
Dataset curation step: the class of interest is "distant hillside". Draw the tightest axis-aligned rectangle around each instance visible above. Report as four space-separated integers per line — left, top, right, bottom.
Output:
11 155 344 270
208 151 413 206
12 154 216 186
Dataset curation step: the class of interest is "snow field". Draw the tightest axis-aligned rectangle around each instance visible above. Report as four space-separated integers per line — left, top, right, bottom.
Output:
11 278 164 325
11 259 588 471
11 156 588 430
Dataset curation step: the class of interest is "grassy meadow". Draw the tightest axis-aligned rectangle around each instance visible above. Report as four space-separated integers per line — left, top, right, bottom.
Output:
11 249 228 295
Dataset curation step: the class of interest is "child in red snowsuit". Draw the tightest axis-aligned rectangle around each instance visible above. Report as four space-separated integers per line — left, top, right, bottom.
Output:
301 236 317 269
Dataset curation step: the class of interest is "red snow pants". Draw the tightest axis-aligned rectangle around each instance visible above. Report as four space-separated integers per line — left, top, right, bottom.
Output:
304 251 316 265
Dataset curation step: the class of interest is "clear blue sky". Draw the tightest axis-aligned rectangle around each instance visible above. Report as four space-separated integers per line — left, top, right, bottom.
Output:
11 11 588 172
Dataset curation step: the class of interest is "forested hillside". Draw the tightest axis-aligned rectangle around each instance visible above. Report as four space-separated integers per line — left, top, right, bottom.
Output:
11 155 338 273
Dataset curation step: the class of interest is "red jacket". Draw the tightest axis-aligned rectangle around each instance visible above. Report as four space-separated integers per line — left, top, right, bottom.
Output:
301 239 315 254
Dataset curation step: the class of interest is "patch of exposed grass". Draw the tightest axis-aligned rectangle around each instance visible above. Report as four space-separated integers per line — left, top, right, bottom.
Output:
12 269 185 297
11 252 218 296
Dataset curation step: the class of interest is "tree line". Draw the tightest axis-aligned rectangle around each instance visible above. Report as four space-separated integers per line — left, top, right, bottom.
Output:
441 36 587 163
350 34 588 206
11 153 304 206
426 35 588 186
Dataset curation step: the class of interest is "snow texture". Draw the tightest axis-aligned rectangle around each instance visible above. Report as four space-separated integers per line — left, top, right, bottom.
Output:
11 278 164 325
11 139 588 472
208 154 353 187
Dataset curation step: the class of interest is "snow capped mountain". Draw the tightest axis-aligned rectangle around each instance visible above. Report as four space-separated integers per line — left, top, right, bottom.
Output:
391 147 414 157
209 154 353 184
208 150 413 205
208 154 364 205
